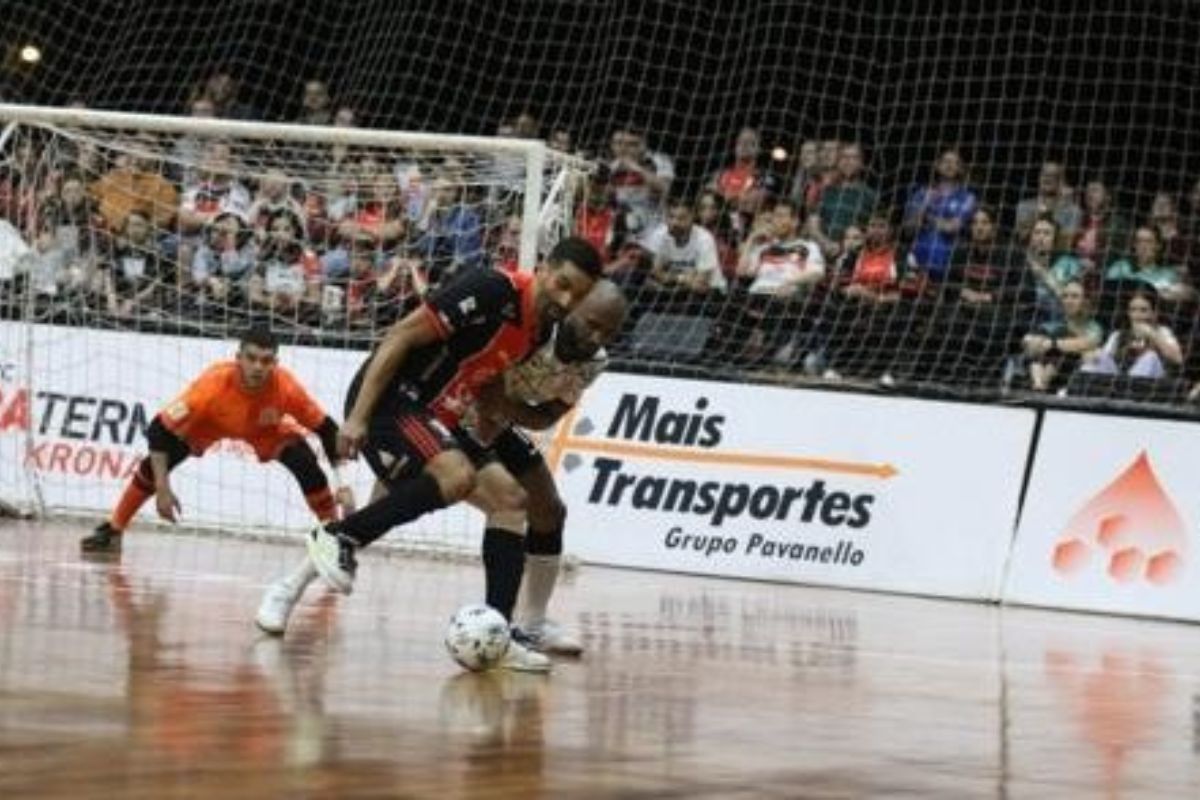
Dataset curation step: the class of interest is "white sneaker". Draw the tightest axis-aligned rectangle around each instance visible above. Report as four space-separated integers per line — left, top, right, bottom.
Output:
497 638 552 673
519 620 584 656
255 579 301 635
305 525 356 595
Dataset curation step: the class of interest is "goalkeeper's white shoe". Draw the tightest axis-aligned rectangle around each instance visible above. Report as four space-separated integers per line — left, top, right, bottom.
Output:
497 638 552 673
255 579 302 636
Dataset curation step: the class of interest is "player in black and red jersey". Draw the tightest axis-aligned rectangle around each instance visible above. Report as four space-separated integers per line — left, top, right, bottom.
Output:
275 237 600 668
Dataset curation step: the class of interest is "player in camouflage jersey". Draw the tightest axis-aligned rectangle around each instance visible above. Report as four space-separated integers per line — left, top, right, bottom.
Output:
465 280 627 655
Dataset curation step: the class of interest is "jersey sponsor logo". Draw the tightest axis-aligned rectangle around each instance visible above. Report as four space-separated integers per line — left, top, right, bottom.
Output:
257 407 282 427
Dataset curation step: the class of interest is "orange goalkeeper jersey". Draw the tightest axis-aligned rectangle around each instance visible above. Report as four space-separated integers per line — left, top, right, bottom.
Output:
159 361 327 461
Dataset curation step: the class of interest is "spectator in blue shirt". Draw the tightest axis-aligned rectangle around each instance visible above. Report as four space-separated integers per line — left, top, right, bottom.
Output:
903 148 978 281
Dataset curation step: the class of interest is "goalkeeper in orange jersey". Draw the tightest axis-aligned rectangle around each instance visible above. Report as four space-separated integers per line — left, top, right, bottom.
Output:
80 327 352 555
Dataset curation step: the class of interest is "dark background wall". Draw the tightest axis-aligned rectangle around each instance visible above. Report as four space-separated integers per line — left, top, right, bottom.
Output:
3 0 1198 212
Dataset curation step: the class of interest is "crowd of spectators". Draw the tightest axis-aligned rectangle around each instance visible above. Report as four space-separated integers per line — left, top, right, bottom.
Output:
3 71 1200 406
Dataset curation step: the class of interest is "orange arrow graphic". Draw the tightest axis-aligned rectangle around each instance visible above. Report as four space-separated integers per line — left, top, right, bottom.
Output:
542 409 898 478
549 432 897 481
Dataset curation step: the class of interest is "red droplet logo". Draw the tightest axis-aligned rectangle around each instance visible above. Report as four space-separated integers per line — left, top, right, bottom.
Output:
1051 451 1187 585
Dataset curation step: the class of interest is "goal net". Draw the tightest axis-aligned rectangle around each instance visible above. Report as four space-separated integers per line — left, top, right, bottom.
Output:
0 106 579 555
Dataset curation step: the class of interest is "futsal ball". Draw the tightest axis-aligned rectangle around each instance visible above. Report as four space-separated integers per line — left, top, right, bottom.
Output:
445 604 511 672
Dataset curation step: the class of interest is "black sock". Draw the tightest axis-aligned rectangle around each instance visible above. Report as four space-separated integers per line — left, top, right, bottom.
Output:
483 528 526 621
331 473 445 548
525 523 564 556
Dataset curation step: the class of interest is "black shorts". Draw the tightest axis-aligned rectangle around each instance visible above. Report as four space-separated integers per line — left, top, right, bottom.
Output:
345 370 460 486
452 424 545 478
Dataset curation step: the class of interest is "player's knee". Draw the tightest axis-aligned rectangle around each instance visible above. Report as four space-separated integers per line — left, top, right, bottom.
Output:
494 476 527 514
427 454 476 502
528 491 566 532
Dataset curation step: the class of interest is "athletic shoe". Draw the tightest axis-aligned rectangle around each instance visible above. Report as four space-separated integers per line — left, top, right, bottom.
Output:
497 637 552 673
80 522 122 553
306 525 357 595
255 579 302 635
515 620 584 656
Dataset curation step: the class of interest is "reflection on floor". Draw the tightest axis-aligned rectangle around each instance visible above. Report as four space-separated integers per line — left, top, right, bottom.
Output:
0 521 1198 798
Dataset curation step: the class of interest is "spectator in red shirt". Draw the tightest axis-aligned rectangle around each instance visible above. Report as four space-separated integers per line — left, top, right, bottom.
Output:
708 127 762 205
818 210 903 380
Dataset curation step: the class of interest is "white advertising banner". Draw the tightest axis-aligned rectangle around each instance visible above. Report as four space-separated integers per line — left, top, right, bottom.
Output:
548 373 1036 599
1005 411 1200 621
0 322 480 545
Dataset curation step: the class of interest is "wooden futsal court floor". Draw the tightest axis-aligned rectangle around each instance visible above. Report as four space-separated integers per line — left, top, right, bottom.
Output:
0 520 1198 798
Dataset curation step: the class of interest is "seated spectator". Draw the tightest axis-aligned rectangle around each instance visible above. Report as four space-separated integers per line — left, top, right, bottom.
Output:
804 139 842 214
177 140 252 260
787 140 820 211
412 173 484 281
337 156 407 251
820 210 903 380
295 79 333 126
737 198 826 296
608 124 671 243
840 212 900 300
1072 179 1129 272
26 218 75 299
548 128 574 154
202 70 257 120
1020 279 1103 392
1023 216 1086 324
341 237 384 328
491 213 522 274
1081 288 1182 379
248 208 321 321
249 169 306 242
395 161 431 225
1014 160 1081 245
902 147 978 281
707 127 764 206
1148 191 1196 277
805 142 878 259
90 134 179 232
923 206 1031 385
828 224 866 281
694 189 739 283
730 199 826 367
1105 226 1191 303
0 137 40 230
946 206 1028 307
575 166 623 262
100 209 171 318
189 211 257 306
39 171 107 292
645 198 727 295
